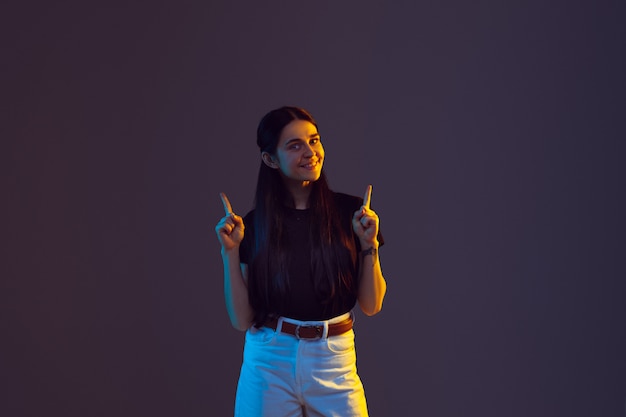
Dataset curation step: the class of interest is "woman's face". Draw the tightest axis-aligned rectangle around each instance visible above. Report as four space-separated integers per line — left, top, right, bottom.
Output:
267 119 325 184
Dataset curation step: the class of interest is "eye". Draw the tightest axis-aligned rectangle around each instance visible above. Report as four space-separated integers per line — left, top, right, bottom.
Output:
289 143 302 150
309 138 319 145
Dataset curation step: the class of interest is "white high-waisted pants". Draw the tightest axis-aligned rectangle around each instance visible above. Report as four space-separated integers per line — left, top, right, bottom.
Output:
234 312 369 417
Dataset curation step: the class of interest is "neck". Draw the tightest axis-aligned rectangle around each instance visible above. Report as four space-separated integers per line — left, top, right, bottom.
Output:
285 180 312 209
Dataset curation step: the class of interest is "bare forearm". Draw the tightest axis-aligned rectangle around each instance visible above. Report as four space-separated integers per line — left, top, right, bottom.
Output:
222 248 254 330
357 245 387 316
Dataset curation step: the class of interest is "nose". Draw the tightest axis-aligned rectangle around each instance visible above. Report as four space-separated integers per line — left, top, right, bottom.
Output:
303 143 316 157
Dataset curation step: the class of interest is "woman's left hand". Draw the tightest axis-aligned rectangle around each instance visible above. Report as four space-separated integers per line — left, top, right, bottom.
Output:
353 184 379 247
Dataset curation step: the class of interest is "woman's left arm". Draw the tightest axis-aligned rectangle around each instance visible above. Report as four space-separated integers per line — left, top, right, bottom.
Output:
353 185 387 316
357 242 387 315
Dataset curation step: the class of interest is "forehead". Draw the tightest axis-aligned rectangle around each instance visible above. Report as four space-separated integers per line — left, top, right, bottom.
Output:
278 120 318 144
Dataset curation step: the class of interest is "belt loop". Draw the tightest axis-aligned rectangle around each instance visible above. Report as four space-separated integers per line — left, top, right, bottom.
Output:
321 321 329 339
276 316 285 334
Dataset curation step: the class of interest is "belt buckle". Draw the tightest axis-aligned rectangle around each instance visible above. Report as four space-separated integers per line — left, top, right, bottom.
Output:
294 324 323 340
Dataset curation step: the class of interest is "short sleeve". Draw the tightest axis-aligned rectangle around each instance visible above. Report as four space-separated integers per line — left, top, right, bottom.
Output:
238 210 255 264
334 192 385 250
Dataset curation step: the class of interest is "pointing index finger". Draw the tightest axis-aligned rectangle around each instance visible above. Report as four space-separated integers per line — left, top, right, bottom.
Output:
220 192 233 215
363 184 372 209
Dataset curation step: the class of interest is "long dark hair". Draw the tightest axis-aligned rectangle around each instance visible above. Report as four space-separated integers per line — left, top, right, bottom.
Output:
248 106 357 326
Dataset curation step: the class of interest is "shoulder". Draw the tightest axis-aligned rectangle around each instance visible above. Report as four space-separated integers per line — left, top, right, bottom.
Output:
332 191 363 212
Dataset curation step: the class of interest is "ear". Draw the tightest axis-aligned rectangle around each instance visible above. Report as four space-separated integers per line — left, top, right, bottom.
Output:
261 152 279 169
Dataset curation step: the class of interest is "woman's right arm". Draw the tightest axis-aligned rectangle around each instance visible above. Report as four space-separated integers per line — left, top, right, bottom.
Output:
221 250 254 330
216 193 254 331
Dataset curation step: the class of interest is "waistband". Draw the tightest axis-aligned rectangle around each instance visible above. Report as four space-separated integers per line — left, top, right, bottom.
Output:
264 312 353 340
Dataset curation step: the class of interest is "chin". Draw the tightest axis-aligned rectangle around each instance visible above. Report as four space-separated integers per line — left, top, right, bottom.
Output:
286 168 323 183
306 172 322 182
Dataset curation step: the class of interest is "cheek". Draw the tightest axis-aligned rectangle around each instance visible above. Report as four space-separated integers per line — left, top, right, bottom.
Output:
277 154 295 171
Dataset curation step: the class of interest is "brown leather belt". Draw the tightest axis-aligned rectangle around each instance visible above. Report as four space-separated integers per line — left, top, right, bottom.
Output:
265 316 353 340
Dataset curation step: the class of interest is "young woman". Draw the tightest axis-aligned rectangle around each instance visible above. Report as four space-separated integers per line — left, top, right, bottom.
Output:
215 106 387 417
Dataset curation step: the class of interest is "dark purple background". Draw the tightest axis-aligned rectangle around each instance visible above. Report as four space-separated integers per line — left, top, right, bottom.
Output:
3 1 625 416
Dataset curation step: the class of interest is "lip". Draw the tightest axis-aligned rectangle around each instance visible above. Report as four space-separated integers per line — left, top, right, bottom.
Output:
300 160 320 169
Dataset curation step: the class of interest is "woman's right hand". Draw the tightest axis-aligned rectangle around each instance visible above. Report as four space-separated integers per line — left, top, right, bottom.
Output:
215 192 245 251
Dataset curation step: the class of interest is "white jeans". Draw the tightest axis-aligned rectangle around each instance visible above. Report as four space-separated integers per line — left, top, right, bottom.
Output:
234 312 369 417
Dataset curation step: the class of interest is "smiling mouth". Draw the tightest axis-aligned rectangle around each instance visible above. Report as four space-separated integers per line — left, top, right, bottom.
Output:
301 160 320 169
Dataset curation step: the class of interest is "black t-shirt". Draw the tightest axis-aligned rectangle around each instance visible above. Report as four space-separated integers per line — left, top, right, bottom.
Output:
239 192 384 321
